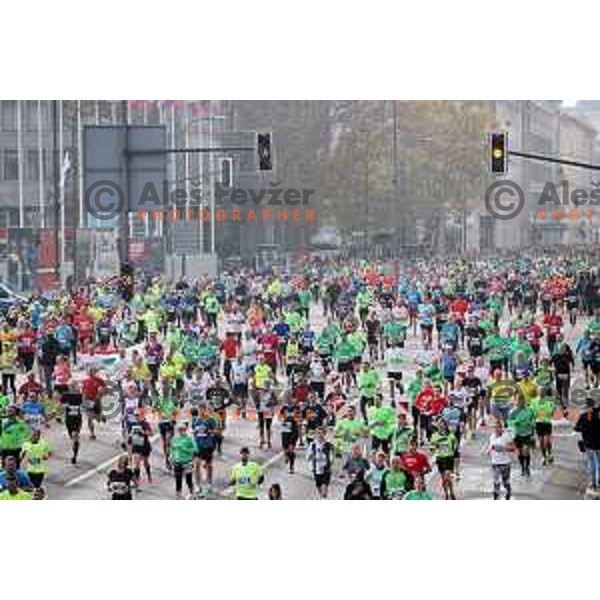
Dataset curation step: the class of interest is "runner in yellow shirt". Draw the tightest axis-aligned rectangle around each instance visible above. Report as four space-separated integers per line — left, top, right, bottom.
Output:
0 476 33 500
21 430 53 490
229 447 264 499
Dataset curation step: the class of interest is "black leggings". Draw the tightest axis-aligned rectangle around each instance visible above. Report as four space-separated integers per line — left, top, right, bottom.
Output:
360 396 373 422
555 373 570 406
2 373 16 397
19 352 35 373
173 463 194 494
258 412 273 437
28 472 45 488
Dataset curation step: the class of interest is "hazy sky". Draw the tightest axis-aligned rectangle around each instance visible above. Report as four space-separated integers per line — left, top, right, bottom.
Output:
562 100 577 107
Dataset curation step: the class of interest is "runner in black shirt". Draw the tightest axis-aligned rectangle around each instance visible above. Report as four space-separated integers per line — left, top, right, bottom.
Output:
106 455 134 500
365 313 381 363
206 375 231 455
462 366 484 435
280 400 301 473
63 389 83 465
303 393 328 448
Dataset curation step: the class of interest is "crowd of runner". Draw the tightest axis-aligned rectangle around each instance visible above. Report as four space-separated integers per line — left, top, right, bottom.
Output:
1 251 600 499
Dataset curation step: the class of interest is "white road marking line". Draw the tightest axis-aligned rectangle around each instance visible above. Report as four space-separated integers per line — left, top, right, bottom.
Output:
64 433 161 487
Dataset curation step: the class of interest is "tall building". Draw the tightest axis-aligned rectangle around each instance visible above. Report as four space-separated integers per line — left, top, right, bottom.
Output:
482 101 565 250
0 100 215 288
558 109 596 243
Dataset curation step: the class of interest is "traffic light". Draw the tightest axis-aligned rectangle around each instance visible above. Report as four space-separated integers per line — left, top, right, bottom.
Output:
221 158 233 188
490 132 508 174
120 261 134 279
257 132 273 171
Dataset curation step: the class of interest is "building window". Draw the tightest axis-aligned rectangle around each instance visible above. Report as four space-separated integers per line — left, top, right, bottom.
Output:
3 149 18 180
25 100 39 131
26 149 40 180
0 209 19 228
25 207 41 228
1 101 17 132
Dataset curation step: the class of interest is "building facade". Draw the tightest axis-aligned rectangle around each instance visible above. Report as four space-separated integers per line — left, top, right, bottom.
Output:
480 101 596 251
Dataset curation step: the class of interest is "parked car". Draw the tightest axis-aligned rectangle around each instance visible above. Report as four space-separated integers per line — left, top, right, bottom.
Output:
0 282 26 312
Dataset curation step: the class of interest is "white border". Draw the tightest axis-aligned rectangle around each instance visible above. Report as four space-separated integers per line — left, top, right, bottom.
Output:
2 1 600 100
3 1 600 597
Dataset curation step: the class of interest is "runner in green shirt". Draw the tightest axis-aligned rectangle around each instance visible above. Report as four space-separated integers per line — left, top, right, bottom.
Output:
229 447 264 499
424 360 443 386
508 396 536 476
169 423 197 499
430 420 458 500
530 392 556 465
392 412 414 455
404 475 433 500
358 363 381 423
367 395 396 454
380 456 409 499
0 394 10 421
534 360 553 389
510 335 533 374
334 336 357 391
20 430 52 489
157 393 178 468
204 293 220 327
383 321 407 347
285 310 304 334
347 330 366 360
334 407 367 457
356 289 373 323
484 330 509 371
315 333 334 358
0 406 30 460
406 370 424 432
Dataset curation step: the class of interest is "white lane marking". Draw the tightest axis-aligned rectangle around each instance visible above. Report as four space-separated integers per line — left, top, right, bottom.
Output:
64 433 161 487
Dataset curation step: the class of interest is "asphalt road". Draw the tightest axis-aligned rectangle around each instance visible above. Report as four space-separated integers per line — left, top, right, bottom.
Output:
38 302 589 500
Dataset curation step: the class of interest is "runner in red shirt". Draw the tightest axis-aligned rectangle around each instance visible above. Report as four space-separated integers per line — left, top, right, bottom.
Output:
81 368 107 440
74 310 94 354
221 333 240 387
259 330 279 372
17 322 37 373
18 372 44 398
400 437 432 479
543 311 563 355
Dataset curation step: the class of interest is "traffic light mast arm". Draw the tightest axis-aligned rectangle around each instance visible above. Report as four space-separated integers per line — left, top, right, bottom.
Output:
508 149 600 172
125 147 255 156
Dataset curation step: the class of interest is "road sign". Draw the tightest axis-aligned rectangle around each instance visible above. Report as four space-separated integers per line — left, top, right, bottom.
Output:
83 125 167 219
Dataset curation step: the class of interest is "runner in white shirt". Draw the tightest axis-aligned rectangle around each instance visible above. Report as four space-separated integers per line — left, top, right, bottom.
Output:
184 368 206 404
241 333 258 370
484 420 516 500
230 357 250 417
110 347 132 382
309 356 326 400
226 309 244 338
